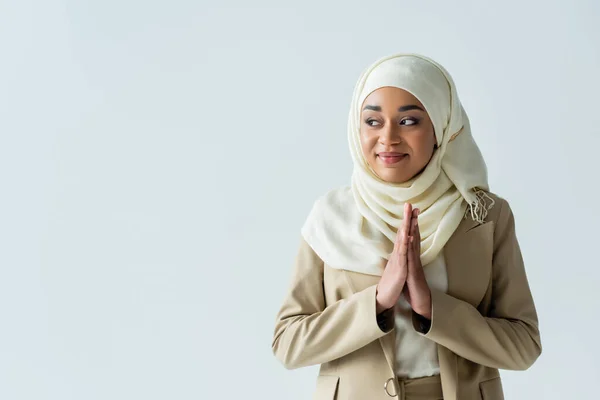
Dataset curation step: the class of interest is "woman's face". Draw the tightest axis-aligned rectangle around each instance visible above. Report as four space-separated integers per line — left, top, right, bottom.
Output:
360 86 437 184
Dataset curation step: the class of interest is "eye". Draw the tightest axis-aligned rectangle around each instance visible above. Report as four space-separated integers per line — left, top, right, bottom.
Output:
400 117 419 126
365 118 381 127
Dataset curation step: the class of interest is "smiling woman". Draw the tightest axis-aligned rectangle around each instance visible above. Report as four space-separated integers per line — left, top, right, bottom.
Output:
360 87 437 184
271 53 541 400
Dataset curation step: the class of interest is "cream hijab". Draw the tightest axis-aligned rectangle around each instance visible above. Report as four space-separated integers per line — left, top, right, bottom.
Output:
300 53 494 276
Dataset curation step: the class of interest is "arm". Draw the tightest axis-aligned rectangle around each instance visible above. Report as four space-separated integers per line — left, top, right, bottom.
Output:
271 236 394 370
413 198 542 370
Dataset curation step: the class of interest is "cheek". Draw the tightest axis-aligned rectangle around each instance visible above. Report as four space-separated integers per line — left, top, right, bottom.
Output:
409 134 436 160
359 131 377 158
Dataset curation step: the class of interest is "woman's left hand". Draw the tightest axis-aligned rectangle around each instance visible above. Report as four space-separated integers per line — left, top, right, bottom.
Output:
403 207 433 320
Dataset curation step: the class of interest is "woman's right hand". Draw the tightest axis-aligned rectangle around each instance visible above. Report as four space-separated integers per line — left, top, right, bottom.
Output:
375 202 413 313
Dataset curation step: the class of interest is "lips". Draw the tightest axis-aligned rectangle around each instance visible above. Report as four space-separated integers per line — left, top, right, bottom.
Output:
378 152 406 157
378 152 407 165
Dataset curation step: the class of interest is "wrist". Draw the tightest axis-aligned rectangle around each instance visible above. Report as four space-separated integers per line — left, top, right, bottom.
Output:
375 286 392 313
376 301 390 314
415 290 432 319
417 308 431 320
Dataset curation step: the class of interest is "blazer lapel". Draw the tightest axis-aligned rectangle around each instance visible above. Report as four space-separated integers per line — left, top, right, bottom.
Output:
444 216 495 307
378 320 397 377
342 269 397 377
436 216 494 400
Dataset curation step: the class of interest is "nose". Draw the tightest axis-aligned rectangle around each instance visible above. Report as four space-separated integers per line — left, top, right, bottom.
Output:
378 122 403 146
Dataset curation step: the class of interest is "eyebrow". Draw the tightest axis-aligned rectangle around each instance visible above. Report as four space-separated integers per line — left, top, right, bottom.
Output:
362 104 425 112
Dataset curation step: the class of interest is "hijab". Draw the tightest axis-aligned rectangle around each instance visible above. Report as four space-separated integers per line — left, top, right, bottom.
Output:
300 53 494 276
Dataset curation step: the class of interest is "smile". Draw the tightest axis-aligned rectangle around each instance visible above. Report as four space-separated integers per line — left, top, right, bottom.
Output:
378 154 407 165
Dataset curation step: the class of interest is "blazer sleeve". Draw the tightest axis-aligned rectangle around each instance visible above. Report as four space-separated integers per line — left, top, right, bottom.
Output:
413 198 542 371
271 236 394 370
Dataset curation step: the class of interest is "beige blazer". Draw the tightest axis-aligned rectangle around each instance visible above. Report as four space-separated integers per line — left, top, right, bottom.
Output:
271 192 542 400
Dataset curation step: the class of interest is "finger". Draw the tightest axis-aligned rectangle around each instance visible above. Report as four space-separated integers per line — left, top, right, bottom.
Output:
394 203 411 253
407 235 415 269
402 219 414 257
394 226 410 255
404 203 412 230
404 203 413 244
392 218 405 254
409 213 419 251
398 226 409 257
414 210 421 251
398 202 415 258
412 208 419 220
412 218 418 240
403 204 412 245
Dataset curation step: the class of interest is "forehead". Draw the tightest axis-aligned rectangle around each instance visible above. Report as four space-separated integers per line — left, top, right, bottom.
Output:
361 86 424 110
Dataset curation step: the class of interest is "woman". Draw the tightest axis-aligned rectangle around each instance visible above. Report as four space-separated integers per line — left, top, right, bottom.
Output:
271 53 541 400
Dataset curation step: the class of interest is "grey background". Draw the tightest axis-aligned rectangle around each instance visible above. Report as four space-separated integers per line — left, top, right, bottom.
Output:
1 0 599 399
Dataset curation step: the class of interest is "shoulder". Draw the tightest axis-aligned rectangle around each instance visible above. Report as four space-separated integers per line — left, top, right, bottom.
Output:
483 191 510 222
301 184 352 243
480 191 518 237
307 185 353 214
313 185 352 205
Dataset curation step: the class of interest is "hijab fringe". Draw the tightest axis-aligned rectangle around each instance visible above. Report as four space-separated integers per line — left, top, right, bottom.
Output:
466 189 495 224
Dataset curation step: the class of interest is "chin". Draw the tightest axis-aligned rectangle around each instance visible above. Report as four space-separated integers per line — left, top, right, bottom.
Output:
380 171 412 184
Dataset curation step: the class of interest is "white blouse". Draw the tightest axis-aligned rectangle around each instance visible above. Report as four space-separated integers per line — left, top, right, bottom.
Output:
393 253 448 378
